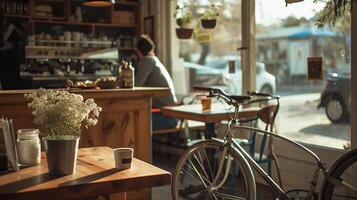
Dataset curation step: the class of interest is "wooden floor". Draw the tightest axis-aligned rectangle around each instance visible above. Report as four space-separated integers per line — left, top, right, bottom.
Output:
152 139 273 200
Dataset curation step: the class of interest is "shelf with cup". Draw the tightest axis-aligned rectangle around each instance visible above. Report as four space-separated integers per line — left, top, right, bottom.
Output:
25 45 119 60
32 0 68 21
2 0 142 30
26 41 135 51
3 0 141 60
0 0 31 17
31 20 139 29
28 40 113 46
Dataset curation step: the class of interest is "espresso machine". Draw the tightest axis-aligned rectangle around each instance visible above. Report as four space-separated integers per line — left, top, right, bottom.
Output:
22 39 120 88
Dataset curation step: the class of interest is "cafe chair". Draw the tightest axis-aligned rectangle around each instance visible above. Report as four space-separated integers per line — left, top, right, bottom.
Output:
253 104 279 176
233 98 283 188
233 117 259 155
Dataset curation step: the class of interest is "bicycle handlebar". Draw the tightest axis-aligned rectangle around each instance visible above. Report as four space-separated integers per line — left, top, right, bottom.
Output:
193 86 225 96
193 86 251 105
193 86 282 106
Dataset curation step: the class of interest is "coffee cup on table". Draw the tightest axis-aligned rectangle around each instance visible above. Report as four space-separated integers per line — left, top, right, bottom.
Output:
228 60 236 74
114 148 133 170
201 97 212 112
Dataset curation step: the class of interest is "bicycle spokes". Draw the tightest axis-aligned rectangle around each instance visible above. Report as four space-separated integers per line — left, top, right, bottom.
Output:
175 144 249 199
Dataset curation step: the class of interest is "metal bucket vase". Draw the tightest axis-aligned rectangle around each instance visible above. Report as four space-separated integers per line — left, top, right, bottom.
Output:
43 136 80 176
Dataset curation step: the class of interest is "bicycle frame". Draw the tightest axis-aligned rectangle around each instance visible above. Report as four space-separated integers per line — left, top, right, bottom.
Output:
215 119 357 200
192 86 357 199
206 121 318 199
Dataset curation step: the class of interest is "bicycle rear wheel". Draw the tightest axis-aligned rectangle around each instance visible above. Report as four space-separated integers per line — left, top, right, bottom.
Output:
172 139 256 200
320 148 357 200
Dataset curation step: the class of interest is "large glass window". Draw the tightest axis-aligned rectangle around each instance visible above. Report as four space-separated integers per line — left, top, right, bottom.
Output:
174 0 351 149
175 0 243 95
256 0 351 149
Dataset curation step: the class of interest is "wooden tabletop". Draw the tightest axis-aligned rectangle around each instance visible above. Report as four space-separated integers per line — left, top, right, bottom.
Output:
161 103 260 123
0 146 171 200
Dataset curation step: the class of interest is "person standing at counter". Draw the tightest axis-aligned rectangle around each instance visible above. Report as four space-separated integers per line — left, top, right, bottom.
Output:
135 35 178 130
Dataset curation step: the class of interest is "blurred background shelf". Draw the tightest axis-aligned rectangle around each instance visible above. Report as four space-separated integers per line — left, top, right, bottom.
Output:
1 0 141 36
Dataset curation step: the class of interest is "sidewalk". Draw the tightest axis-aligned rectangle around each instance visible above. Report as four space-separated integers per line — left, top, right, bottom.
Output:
277 83 323 96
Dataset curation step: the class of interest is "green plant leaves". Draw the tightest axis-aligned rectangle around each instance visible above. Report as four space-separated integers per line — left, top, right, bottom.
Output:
315 0 351 27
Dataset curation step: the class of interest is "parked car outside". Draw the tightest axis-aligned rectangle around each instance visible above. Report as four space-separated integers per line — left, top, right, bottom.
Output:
183 61 224 87
184 56 276 95
206 56 276 94
318 71 351 123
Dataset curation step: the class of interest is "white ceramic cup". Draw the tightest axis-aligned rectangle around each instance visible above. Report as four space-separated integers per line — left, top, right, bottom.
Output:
113 148 133 170
73 32 80 41
64 31 71 41
64 31 71 47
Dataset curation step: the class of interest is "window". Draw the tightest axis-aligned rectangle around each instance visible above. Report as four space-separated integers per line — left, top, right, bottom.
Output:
174 0 243 95
256 0 351 149
173 0 351 149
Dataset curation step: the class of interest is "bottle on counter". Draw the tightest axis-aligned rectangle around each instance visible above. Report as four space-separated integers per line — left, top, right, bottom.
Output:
120 61 134 88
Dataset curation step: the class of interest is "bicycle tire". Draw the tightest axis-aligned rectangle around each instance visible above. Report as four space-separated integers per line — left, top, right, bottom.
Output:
320 148 357 200
172 139 256 200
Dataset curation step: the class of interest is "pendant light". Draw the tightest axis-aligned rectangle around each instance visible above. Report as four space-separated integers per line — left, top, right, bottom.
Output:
83 0 114 7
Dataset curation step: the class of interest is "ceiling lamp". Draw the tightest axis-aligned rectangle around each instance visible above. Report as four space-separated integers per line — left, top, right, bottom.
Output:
83 0 114 7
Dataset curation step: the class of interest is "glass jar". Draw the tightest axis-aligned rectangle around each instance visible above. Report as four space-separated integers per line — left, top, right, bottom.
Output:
16 129 41 166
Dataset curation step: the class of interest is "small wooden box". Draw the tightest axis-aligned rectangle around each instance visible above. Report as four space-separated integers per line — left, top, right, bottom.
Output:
113 11 135 24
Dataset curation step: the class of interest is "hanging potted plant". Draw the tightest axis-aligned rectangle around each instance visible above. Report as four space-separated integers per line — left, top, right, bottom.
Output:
200 1 221 29
25 89 101 176
174 3 193 39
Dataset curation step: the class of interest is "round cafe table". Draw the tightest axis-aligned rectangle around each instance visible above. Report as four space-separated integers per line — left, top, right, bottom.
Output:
161 103 260 139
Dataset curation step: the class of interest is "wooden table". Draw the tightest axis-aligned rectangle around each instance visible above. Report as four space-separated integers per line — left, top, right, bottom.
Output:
0 147 171 200
161 103 260 138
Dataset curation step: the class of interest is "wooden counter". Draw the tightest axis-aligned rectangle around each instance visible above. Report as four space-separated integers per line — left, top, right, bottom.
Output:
0 87 170 200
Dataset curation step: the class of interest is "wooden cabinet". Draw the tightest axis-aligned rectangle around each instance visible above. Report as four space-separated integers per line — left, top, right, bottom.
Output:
1 0 141 57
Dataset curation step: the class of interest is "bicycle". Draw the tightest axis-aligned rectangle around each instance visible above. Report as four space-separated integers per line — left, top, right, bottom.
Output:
172 86 357 200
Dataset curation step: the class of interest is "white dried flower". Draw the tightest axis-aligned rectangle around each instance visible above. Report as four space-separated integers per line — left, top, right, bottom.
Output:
25 89 102 139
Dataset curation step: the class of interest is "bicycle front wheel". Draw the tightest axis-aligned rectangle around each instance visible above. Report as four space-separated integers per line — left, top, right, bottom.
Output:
320 148 357 200
172 139 256 200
